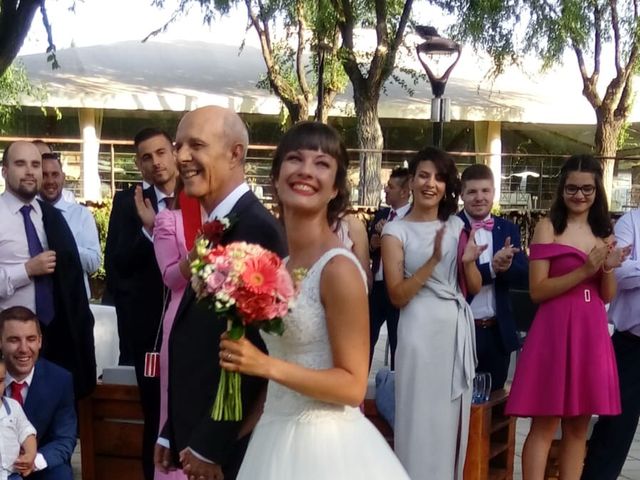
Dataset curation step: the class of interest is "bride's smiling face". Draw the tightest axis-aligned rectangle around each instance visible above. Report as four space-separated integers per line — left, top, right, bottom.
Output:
275 149 338 213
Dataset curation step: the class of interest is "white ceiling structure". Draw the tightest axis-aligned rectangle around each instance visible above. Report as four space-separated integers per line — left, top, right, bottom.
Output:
15 38 640 126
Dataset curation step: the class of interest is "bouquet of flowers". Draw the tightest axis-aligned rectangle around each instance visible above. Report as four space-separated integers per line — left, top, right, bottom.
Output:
190 223 294 421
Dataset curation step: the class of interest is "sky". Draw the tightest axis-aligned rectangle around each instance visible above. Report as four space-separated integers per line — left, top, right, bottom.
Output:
20 0 262 55
20 1 454 56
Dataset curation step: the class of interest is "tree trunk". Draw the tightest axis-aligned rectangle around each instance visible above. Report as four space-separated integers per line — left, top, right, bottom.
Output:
354 90 383 206
0 1 41 76
594 108 624 206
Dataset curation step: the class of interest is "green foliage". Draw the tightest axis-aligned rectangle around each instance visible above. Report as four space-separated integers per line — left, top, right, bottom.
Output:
90 198 113 281
0 62 47 132
436 0 640 75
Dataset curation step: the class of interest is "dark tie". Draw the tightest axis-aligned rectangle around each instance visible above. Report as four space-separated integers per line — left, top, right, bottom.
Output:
163 197 175 210
10 382 25 406
388 210 397 221
19 205 55 325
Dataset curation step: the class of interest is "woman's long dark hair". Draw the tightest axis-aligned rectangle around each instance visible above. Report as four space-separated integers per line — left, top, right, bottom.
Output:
408 147 461 221
549 154 612 238
271 122 350 227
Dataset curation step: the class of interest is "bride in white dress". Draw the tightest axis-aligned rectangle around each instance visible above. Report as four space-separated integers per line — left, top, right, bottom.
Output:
219 122 410 480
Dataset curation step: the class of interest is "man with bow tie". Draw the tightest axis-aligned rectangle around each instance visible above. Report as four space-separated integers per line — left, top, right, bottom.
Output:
458 164 528 391
105 127 178 480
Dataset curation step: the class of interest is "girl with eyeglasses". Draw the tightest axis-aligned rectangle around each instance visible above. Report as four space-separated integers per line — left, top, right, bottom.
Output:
506 155 631 480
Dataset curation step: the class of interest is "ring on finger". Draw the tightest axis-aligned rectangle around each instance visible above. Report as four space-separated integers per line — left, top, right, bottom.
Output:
226 352 232 361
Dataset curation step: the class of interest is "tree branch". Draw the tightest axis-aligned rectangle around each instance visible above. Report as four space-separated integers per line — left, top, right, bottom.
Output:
608 0 623 75
592 2 601 83
244 0 297 109
573 43 601 108
295 0 310 99
332 0 366 92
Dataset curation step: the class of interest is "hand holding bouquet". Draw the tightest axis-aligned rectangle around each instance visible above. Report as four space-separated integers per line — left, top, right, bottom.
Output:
190 229 294 420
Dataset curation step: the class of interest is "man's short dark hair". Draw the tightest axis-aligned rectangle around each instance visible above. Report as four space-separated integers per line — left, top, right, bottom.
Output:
461 163 494 185
0 307 41 336
133 128 173 150
1 144 12 166
41 152 63 167
389 166 410 189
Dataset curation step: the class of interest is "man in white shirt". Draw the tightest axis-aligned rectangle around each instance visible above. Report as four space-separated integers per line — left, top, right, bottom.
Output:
39 155 101 298
458 164 528 391
0 141 96 400
0 306 77 480
31 142 75 204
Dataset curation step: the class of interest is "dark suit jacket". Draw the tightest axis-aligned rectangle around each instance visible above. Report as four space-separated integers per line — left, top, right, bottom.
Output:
103 185 137 306
368 207 391 277
108 186 165 354
458 212 529 353
39 200 96 399
24 359 77 480
163 191 287 468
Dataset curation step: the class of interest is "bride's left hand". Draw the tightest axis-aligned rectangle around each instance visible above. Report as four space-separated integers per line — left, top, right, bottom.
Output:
220 333 270 378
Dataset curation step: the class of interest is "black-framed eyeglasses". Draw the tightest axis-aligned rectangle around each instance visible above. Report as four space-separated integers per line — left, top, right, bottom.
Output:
564 184 595 196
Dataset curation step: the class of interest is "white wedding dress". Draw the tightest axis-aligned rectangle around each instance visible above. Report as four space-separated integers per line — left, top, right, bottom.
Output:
237 248 409 479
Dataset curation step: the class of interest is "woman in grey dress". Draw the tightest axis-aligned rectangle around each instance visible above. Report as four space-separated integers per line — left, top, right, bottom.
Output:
382 147 485 479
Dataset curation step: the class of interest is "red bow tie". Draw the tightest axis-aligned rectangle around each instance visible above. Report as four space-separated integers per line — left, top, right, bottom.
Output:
472 218 494 231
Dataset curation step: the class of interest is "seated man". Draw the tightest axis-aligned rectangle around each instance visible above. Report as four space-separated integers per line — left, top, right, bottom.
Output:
0 306 77 480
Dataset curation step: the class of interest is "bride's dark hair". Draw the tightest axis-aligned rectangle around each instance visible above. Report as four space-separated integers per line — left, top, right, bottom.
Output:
271 122 350 227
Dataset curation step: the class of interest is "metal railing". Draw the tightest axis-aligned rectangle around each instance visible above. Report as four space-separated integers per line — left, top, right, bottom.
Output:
2 136 639 211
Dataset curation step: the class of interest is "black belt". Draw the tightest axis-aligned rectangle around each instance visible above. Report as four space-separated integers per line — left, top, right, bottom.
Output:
474 317 497 328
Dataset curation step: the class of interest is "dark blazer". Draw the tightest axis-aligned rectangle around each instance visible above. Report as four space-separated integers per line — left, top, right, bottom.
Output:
24 359 77 480
39 200 96 399
368 207 391 276
163 191 287 474
109 186 165 354
458 212 529 352
103 185 137 306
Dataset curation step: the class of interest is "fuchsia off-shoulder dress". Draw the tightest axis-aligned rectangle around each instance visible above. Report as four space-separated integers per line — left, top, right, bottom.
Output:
506 243 621 417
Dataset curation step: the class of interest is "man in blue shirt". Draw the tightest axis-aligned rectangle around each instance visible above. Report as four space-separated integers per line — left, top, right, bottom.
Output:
582 208 640 479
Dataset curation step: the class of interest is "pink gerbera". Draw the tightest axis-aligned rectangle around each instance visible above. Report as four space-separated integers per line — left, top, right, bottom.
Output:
241 255 279 295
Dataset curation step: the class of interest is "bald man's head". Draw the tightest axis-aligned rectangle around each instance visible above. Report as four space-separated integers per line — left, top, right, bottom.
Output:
175 106 249 214
2 141 43 202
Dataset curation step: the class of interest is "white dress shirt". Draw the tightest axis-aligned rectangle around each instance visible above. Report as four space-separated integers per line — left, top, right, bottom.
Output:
374 203 411 281
0 191 49 312
5 369 47 472
207 182 251 221
53 198 101 297
465 212 497 320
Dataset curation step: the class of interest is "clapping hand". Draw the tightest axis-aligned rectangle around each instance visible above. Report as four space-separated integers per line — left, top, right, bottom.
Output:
604 243 632 270
430 225 446 263
462 229 488 264
134 185 156 234
492 236 520 273
585 244 609 275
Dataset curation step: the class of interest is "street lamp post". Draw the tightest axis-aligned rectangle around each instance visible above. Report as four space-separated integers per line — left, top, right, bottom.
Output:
416 27 461 148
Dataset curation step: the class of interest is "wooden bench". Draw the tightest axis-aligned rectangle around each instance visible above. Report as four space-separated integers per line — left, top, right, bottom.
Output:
364 390 516 480
78 383 144 480
464 389 516 480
